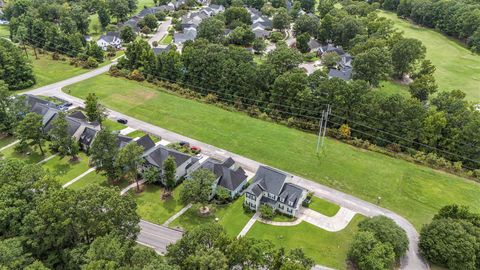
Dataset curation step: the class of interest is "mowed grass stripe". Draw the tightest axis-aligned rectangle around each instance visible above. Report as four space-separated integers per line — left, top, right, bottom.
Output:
64 74 480 229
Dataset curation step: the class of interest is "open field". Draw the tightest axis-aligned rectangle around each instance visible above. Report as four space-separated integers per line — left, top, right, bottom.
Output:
247 215 365 269
133 183 186 225
308 196 340 217
41 152 90 185
378 10 480 102
169 198 254 237
64 75 480 229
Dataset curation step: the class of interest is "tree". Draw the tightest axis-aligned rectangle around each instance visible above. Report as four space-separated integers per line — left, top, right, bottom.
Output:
0 237 33 269
86 41 105 62
215 186 231 203
317 0 334 17
141 14 158 30
0 83 28 134
0 39 35 90
179 168 216 206
83 233 132 268
348 231 396 270
293 14 319 37
48 111 79 160
296 32 310 53
143 166 160 184
266 45 303 76
98 5 111 29
89 128 119 181
107 0 130 22
163 156 176 190
419 218 479 270
259 204 275 219
273 8 290 31
299 0 315 13
115 142 144 192
121 25 137 43
224 6 251 28
228 26 255 46
353 47 392 87
197 17 226 43
321 52 340 68
358 216 409 259
391 38 426 78
253 37 266 54
16 112 45 155
85 93 106 125
409 75 437 102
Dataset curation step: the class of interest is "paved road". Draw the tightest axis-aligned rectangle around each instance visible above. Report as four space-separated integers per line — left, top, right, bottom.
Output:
148 18 172 46
24 67 429 270
137 220 183 254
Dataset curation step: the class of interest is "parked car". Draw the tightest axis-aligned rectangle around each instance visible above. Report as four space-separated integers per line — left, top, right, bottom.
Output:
117 118 128 124
179 141 190 147
190 146 201 154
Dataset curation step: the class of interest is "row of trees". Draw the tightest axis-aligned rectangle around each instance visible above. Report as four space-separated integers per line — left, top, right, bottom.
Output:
376 0 480 52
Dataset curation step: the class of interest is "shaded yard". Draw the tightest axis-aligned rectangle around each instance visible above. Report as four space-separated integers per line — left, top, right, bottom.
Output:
1 143 53 164
41 152 91 185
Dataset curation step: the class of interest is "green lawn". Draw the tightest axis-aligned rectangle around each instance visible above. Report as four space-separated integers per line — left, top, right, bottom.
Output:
170 198 254 237
0 135 16 149
247 215 365 269
375 80 409 97
68 170 108 190
1 143 52 164
136 0 155 13
133 183 186 225
103 119 126 131
307 197 340 217
64 75 480 229
160 34 173 45
271 214 296 222
41 152 91 185
378 10 480 102
126 130 161 142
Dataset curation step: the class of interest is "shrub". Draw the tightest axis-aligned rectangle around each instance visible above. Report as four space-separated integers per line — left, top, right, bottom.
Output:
128 69 145 81
85 57 99 69
215 186 231 204
338 124 351 139
204 93 218 104
348 231 395 270
269 31 283 43
259 204 276 220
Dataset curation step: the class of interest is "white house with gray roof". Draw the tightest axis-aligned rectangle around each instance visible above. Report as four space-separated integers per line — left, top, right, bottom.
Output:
97 32 122 50
244 166 307 217
201 157 248 198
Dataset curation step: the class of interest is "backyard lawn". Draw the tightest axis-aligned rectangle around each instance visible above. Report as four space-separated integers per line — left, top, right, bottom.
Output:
169 198 254 237
41 152 91 185
247 215 365 269
64 75 480 229
68 171 108 190
378 10 480 102
307 197 340 217
1 142 53 164
133 183 186 224
0 135 16 149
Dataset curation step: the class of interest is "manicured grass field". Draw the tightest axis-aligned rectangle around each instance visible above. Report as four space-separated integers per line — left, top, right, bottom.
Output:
0 25 9 38
41 152 90 185
170 198 254 237
308 197 340 217
133 183 186 224
378 11 480 102
0 135 16 149
64 75 480 229
247 215 365 269
1 143 52 164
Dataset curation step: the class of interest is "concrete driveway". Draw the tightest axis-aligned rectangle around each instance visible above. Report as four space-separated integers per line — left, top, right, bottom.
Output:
148 18 172 46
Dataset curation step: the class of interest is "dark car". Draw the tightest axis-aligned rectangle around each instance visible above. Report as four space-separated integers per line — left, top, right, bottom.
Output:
117 118 128 124
179 141 190 147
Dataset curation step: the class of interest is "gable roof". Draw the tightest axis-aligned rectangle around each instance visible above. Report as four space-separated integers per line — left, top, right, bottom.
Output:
201 157 247 192
328 67 352 81
79 127 98 147
308 39 321 50
68 111 87 121
143 145 191 168
249 166 290 196
117 134 134 149
135 135 156 151
153 45 171 55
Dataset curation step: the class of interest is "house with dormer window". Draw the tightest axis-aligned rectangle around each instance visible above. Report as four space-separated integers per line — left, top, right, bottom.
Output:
244 165 307 217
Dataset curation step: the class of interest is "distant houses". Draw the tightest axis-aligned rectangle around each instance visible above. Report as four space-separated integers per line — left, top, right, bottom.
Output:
244 165 307 217
174 4 225 45
307 41 353 81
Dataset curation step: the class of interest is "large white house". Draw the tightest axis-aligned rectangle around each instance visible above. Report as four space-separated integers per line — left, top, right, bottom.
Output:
97 32 122 51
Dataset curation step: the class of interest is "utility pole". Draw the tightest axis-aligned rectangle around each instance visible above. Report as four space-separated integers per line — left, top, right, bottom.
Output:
321 104 331 147
316 110 325 153
316 104 332 153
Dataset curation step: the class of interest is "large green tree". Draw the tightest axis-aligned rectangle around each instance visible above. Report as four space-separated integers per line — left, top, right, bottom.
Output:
163 155 176 190
272 8 290 31
85 93 106 125
391 38 426 78
48 111 79 160
197 17 226 43
16 112 45 155
89 128 119 181
179 168 216 206
348 231 396 270
0 39 35 90
353 47 392 87
115 142 144 191
0 83 28 134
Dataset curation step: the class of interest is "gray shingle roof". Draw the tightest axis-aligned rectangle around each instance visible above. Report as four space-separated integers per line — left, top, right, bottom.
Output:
143 145 191 168
135 135 155 151
201 157 247 192
328 68 352 81
68 111 87 121
250 166 289 196
79 127 98 147
117 134 134 149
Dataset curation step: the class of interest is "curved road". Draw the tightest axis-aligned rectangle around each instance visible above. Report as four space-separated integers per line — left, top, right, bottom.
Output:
25 66 429 270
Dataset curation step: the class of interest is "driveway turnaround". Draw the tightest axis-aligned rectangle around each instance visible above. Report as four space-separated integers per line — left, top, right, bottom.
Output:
24 65 429 270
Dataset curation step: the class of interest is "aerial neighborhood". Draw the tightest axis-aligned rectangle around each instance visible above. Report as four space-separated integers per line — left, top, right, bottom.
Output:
1 0 480 269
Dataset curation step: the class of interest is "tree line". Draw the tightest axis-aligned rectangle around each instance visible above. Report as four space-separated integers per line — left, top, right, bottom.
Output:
374 0 480 53
114 1 480 172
